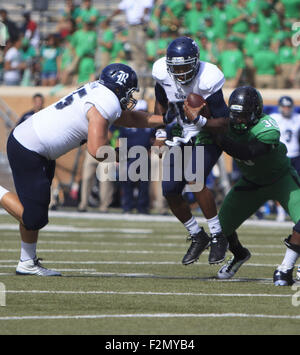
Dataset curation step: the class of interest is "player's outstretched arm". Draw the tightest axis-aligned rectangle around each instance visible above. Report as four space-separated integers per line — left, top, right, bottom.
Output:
183 101 228 133
86 106 109 159
115 110 164 128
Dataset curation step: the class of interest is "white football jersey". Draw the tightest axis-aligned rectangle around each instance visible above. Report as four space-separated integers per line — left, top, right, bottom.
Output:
152 57 225 137
270 112 300 158
13 81 122 160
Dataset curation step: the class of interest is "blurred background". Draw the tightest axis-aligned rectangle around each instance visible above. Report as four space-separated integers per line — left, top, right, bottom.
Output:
0 0 299 219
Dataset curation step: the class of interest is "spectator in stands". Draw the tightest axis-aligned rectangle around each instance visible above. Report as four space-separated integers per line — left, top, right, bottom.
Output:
211 0 228 51
252 39 280 88
257 3 280 39
58 35 76 85
281 0 300 22
218 36 245 88
225 0 249 37
109 30 128 65
198 34 217 64
62 0 81 22
76 0 101 29
277 37 296 89
0 9 20 42
243 18 268 86
71 20 97 84
107 0 154 88
20 11 40 49
3 36 27 86
16 93 45 126
118 100 154 214
99 19 114 72
183 0 206 36
40 34 61 86
20 37 38 86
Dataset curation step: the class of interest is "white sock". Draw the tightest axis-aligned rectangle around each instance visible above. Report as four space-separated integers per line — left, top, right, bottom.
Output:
20 241 37 262
278 248 299 271
207 215 222 236
0 186 9 202
183 216 201 236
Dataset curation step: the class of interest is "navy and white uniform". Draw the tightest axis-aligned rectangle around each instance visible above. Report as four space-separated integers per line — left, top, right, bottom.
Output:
152 57 229 196
7 81 122 230
271 111 300 174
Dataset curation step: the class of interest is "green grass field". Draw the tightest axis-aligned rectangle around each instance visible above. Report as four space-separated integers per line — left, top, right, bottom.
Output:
0 210 299 335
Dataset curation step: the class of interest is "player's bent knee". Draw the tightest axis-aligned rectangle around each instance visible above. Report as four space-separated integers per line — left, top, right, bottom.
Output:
22 211 49 231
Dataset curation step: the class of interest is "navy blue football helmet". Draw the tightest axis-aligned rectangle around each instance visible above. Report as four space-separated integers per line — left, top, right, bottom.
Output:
278 96 294 118
166 36 200 85
228 86 263 133
100 63 139 110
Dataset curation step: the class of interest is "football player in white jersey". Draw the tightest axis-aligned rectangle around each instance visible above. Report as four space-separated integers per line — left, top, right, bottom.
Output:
0 63 227 276
271 96 300 280
152 36 230 266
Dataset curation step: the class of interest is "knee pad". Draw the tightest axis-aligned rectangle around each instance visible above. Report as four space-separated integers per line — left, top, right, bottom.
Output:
162 180 185 197
22 208 49 231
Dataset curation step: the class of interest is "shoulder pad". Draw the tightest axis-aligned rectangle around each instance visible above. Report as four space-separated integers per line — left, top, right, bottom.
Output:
152 57 168 81
197 62 225 98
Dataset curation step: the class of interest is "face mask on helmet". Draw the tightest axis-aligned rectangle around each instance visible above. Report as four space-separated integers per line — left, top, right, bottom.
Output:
166 57 199 85
229 107 257 134
119 87 139 111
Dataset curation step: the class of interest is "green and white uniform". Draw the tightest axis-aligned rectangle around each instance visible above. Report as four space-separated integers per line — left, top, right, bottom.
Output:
219 114 300 236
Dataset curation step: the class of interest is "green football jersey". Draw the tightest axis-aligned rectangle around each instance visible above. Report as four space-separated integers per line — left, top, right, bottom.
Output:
227 114 290 185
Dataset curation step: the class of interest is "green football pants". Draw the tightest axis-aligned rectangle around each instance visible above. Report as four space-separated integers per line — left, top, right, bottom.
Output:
219 168 300 236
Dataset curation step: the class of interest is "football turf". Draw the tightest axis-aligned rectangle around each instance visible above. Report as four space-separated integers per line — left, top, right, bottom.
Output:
0 210 299 335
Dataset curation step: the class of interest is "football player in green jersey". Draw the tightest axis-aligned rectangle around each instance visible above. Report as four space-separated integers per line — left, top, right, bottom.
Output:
185 86 300 286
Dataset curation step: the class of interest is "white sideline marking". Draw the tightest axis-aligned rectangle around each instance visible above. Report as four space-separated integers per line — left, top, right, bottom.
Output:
0 248 285 257
4 290 292 298
0 224 152 234
0 240 286 250
0 313 299 321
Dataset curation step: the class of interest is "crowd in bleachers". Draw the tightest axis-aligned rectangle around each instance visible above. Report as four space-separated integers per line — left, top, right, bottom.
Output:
0 0 300 89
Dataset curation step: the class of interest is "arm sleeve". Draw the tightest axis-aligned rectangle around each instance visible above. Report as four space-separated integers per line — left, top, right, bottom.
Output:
206 89 230 118
218 136 272 160
154 83 168 107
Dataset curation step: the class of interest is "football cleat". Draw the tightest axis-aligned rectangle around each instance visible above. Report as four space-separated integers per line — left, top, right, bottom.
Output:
217 248 251 279
16 258 61 276
182 229 210 265
208 232 228 264
273 267 294 286
297 266 300 281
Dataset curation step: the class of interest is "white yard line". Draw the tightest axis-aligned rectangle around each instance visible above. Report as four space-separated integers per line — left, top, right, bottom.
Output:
0 209 294 228
0 313 299 321
0 224 152 234
0 259 281 267
4 289 293 298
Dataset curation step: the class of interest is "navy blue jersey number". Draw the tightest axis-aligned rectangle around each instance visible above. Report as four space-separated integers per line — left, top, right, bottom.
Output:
55 87 87 110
